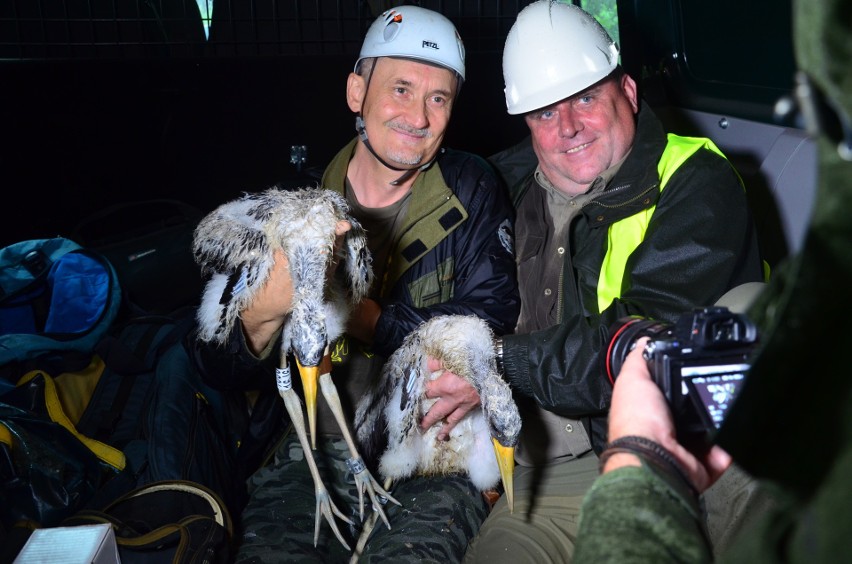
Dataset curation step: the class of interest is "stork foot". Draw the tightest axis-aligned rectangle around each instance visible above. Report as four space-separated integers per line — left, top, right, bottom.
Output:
349 459 400 529
314 487 354 550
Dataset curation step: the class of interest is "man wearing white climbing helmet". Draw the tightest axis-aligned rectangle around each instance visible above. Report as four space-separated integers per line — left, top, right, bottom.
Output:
350 5 466 187
418 1 765 561
194 5 519 561
502 0 618 116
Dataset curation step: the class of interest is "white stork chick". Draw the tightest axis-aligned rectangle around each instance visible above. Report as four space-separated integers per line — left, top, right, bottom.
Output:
192 187 399 549
355 314 521 513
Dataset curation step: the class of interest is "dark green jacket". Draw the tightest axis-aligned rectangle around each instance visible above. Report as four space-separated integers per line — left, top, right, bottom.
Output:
497 105 764 451
321 138 520 358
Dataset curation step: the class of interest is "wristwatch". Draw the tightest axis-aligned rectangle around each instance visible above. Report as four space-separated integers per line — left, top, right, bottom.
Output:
493 337 504 374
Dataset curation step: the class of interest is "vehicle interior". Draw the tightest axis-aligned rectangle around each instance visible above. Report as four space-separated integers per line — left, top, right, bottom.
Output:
3 0 812 283
0 0 822 558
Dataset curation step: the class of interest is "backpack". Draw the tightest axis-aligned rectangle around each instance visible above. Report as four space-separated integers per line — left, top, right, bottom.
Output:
0 237 122 394
0 238 245 560
62 480 233 564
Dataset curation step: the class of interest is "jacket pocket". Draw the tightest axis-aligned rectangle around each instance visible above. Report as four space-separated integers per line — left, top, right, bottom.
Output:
406 257 455 308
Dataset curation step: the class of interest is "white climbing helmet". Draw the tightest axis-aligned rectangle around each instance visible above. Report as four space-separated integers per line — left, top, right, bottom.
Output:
357 6 466 81
503 1 620 115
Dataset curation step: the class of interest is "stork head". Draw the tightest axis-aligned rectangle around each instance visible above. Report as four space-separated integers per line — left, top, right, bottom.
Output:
480 373 521 513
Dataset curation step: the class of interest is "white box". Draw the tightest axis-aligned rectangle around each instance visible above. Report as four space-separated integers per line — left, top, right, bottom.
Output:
13 523 120 564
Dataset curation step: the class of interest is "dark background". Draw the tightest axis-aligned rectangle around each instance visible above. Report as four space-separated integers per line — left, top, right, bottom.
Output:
0 0 795 250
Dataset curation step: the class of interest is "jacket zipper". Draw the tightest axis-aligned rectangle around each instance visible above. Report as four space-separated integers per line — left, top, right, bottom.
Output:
591 182 659 210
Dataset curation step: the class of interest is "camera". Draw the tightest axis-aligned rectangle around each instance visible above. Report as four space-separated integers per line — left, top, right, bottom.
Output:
605 306 758 444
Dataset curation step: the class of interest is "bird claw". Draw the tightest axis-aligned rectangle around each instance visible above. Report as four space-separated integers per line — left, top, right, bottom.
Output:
314 487 354 550
351 466 400 529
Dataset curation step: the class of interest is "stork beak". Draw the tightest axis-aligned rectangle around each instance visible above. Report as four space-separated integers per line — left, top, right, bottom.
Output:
295 358 319 450
491 438 515 513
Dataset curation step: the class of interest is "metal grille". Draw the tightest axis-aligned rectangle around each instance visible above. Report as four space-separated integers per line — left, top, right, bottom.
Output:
0 1 527 60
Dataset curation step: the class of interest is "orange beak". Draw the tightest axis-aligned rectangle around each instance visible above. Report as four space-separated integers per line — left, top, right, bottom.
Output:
491 438 516 513
295 358 319 450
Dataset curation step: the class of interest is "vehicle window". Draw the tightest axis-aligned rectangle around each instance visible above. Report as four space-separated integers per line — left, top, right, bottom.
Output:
679 1 794 92
580 0 620 46
0 1 524 60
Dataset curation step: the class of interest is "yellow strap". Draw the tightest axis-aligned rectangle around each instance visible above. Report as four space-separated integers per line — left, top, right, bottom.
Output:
54 355 106 424
0 423 12 449
596 135 728 312
18 369 126 470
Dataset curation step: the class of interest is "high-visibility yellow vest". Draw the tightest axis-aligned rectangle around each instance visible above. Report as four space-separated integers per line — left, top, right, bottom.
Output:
596 134 730 312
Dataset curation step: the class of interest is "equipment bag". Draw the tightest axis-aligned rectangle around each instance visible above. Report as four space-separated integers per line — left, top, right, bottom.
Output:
63 480 233 564
0 238 246 533
0 237 122 394
71 199 205 315
76 309 246 516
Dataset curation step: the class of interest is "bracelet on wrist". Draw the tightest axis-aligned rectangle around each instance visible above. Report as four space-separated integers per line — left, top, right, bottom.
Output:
599 435 698 497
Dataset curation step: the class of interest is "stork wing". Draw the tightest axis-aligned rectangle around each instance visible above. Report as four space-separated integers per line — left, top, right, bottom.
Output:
192 193 278 343
342 217 373 303
354 331 426 469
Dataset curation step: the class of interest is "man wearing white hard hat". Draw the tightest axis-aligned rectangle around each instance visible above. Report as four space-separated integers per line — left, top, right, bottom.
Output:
194 5 519 561
418 1 764 561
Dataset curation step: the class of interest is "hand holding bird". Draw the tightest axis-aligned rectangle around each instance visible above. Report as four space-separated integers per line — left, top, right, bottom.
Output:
193 187 399 550
355 314 521 511
420 357 484 440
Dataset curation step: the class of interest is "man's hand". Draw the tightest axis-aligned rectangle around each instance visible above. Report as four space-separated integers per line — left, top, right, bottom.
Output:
241 250 295 355
419 357 481 441
604 338 732 492
241 220 352 356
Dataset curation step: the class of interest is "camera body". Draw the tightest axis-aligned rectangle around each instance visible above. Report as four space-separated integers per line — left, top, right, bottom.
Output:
606 306 758 443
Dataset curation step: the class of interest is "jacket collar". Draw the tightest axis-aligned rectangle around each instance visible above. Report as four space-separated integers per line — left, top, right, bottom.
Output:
580 102 668 227
321 138 469 290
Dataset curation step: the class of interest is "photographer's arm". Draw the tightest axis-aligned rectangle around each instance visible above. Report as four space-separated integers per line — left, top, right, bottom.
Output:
573 340 731 563
604 339 732 488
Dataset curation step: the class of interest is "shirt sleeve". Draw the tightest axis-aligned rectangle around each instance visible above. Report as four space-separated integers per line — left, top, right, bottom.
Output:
574 463 712 564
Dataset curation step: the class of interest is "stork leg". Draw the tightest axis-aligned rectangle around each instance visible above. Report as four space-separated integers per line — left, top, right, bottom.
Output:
276 364 354 549
348 477 394 564
318 372 401 528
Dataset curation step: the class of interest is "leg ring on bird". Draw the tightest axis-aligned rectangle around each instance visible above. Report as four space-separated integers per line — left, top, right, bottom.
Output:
276 365 293 391
347 457 367 475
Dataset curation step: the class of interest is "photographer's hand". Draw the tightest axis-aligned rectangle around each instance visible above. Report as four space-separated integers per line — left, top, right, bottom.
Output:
603 338 732 493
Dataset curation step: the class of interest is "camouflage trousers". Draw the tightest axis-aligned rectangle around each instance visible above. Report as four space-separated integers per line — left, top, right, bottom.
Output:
236 433 490 563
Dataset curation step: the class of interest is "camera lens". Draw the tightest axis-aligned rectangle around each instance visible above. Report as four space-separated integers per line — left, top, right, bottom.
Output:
605 317 673 384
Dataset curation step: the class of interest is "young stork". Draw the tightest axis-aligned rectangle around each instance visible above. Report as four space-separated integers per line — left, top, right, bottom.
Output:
192 187 399 549
355 314 521 512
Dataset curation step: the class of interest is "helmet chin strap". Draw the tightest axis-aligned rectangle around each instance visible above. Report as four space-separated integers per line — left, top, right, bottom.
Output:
355 115 431 186
354 59 438 187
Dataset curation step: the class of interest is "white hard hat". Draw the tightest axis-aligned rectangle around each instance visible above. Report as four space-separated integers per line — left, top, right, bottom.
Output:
357 6 466 81
503 1 620 115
